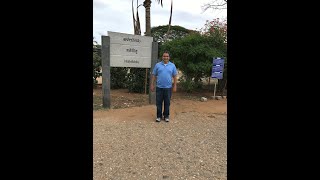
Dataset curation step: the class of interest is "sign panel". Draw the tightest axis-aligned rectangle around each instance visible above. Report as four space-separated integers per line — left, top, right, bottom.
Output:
212 57 225 79
108 31 153 68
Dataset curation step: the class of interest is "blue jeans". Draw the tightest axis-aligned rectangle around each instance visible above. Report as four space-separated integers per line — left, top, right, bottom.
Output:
156 87 172 119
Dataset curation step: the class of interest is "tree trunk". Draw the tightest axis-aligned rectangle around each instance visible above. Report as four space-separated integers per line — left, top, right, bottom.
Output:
143 0 151 36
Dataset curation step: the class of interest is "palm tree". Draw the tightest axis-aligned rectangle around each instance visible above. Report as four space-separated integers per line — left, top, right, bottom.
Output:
132 0 142 35
132 0 173 37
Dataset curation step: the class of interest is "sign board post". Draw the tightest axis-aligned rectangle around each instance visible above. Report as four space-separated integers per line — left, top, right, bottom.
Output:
149 42 158 105
101 36 111 108
211 57 225 98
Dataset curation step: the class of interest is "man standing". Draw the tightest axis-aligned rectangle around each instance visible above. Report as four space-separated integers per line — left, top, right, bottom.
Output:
150 51 177 122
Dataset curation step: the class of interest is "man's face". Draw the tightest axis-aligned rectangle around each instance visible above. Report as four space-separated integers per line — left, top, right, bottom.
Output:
162 53 170 63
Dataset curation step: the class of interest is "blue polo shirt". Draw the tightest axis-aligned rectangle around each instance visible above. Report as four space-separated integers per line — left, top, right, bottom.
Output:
152 61 177 88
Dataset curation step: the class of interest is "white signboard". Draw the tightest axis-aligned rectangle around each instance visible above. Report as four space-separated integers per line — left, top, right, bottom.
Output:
108 31 153 68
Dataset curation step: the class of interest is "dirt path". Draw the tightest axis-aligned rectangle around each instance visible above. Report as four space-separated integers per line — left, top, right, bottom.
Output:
93 89 227 179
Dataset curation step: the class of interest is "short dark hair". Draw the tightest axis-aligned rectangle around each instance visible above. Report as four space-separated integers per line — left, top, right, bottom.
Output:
163 51 170 57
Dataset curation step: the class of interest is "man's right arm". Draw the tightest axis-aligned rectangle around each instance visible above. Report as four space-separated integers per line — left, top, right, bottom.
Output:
150 75 156 92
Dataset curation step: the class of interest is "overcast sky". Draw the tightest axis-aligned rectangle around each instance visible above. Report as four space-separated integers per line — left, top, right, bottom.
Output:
93 0 227 44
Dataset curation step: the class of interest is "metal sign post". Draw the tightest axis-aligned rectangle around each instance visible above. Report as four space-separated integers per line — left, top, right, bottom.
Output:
213 81 217 98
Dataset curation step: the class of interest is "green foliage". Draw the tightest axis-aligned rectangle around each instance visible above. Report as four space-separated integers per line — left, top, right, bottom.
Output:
200 18 227 43
110 67 129 89
152 25 196 58
126 68 150 93
179 78 202 93
159 19 227 93
151 25 194 43
200 18 227 95
93 39 102 88
161 33 224 83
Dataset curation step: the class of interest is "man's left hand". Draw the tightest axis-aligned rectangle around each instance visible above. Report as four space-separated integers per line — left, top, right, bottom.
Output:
173 84 177 92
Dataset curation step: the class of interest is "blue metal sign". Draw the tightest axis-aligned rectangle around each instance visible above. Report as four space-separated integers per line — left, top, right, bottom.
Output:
212 57 224 79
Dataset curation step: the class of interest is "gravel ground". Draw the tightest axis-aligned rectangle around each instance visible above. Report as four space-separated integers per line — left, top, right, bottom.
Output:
93 112 227 180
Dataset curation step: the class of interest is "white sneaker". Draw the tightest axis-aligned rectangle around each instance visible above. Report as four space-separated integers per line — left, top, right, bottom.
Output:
165 118 169 122
156 118 161 122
